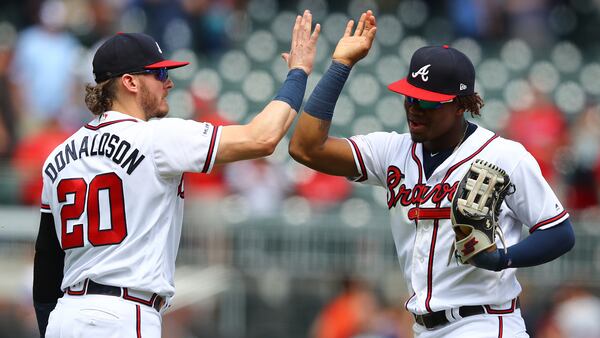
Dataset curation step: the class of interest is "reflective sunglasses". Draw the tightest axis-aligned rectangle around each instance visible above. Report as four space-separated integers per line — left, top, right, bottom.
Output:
130 68 169 82
405 96 453 110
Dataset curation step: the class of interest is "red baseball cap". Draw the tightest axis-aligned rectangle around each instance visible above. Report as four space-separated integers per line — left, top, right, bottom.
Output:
388 45 475 102
93 33 189 83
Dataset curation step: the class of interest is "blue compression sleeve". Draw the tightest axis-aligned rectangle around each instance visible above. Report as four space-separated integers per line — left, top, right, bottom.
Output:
471 218 575 271
303 61 352 121
273 68 308 113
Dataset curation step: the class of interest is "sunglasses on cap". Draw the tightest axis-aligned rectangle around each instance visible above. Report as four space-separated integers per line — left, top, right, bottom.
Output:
130 68 169 82
405 96 454 110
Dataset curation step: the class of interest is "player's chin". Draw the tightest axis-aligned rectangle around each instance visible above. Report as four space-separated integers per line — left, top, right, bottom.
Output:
156 103 169 118
410 132 427 143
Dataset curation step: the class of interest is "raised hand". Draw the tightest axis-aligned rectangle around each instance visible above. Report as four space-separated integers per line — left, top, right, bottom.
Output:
332 10 377 67
281 10 321 75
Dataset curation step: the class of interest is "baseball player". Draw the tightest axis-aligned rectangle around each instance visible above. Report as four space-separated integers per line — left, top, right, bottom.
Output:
289 10 575 337
32 10 320 338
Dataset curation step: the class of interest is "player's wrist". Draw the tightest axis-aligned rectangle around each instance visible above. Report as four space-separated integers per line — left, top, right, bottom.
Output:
303 61 352 121
273 68 309 113
469 249 505 271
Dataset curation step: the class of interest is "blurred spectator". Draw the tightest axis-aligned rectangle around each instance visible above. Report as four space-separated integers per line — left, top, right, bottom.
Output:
295 167 353 210
225 158 292 217
182 0 234 55
11 118 69 205
9 0 84 134
503 92 568 186
76 0 121 48
563 105 600 214
536 285 600 338
505 0 552 48
311 277 378 338
446 0 504 39
184 96 233 198
0 32 17 159
370 303 414 338
127 0 184 50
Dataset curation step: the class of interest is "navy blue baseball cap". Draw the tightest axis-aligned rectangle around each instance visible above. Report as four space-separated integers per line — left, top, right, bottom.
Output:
93 33 189 83
388 45 475 102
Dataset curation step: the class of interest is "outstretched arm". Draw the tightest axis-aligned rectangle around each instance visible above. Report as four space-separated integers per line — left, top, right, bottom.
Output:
289 10 377 177
216 10 320 164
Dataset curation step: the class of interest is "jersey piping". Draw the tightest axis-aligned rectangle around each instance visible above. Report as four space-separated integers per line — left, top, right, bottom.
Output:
529 210 569 233
201 126 219 173
347 138 368 182
84 119 139 131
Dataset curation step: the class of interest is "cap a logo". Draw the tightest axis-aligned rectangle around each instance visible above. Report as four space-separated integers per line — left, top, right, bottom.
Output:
412 64 432 82
460 83 467 91
155 42 163 54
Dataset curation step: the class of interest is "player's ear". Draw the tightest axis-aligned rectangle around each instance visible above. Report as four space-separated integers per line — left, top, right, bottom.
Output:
120 74 140 93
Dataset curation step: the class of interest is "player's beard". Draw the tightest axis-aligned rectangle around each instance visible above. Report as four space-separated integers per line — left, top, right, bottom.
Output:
140 81 168 119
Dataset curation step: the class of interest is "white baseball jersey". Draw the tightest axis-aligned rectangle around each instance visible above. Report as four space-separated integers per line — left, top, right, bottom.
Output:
39 111 221 298
346 124 568 315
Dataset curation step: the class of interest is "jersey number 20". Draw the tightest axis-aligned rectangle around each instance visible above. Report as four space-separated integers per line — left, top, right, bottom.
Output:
57 172 127 249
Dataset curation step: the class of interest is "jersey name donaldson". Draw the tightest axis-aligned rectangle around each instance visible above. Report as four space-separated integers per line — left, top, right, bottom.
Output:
44 132 146 183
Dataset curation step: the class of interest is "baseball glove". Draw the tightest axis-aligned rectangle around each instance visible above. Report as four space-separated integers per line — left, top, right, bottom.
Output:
449 159 514 264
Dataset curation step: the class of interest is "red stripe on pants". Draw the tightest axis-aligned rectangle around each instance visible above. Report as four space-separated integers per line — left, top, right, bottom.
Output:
136 305 142 338
498 316 503 338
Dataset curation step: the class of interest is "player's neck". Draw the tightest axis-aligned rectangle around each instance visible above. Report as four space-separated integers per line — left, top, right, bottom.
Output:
423 119 468 153
111 100 148 121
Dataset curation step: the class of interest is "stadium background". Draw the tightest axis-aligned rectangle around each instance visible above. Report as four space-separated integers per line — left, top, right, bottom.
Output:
0 0 599 337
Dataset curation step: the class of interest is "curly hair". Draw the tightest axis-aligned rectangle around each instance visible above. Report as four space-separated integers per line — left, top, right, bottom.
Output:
455 93 484 117
84 78 118 116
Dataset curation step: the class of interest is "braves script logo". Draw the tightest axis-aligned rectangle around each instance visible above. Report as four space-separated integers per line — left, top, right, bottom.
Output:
461 237 479 255
387 166 458 209
412 64 432 82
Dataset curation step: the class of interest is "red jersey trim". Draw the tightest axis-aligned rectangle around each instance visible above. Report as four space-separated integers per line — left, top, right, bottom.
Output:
84 119 138 131
411 143 423 184
442 134 499 182
408 207 451 220
348 138 368 182
529 210 568 233
201 126 219 173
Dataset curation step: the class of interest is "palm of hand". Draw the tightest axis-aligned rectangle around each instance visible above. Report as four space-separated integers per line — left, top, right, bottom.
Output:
333 36 371 64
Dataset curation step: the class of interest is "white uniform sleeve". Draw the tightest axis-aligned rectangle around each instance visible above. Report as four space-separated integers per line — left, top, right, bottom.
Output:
346 132 401 187
40 174 52 214
505 150 569 232
150 118 222 176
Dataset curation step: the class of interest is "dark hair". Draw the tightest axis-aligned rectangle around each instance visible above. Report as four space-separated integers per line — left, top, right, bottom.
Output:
84 78 118 116
455 93 484 117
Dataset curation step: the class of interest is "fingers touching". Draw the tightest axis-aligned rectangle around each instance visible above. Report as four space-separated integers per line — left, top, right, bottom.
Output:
345 10 377 38
286 10 320 74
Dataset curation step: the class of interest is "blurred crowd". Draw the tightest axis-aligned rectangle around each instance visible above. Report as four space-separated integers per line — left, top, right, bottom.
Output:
1 0 600 337
0 0 599 221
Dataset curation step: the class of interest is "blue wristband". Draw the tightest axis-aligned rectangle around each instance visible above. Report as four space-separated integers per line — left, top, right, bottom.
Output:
470 249 504 271
304 61 352 121
273 68 308 113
